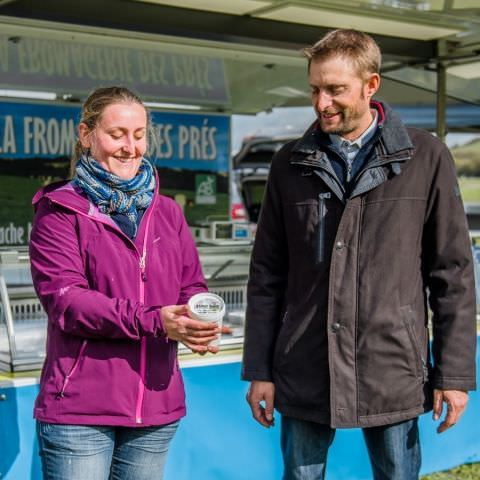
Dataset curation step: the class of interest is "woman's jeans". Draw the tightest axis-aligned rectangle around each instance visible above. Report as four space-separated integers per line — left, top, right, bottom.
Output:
37 420 179 480
281 416 421 480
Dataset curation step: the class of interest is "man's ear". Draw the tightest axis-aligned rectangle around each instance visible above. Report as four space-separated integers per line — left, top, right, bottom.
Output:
78 123 91 149
365 73 380 100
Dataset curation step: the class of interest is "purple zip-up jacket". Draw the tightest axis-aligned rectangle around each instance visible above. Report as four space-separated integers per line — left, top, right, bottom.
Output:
30 180 207 427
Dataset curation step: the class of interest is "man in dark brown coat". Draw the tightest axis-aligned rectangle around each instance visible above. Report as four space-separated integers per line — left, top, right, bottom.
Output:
242 29 477 480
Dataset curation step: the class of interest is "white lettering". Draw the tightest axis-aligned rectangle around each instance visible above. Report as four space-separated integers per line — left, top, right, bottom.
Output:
94 47 107 80
0 223 25 245
199 57 213 95
138 52 150 83
59 119 76 156
53 42 71 76
162 124 173 158
171 56 214 96
104 48 117 80
40 40 55 76
26 38 41 73
151 123 173 159
175 122 218 161
178 125 189 160
172 57 184 87
207 126 217 160
70 44 84 77
33 117 47 154
46 118 60 154
138 52 168 85
84 46 97 80
189 125 201 159
122 49 134 83
23 117 34 154
24 117 75 156
2 115 16 154
201 119 209 159
16 42 29 73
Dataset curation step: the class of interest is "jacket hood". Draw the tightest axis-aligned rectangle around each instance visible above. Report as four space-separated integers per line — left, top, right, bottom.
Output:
32 181 91 215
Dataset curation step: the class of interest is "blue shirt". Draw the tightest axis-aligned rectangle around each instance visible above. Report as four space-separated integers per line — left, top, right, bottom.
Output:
329 110 378 183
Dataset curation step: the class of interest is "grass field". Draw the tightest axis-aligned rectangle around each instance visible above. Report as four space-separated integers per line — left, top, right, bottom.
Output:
459 177 480 203
421 462 480 479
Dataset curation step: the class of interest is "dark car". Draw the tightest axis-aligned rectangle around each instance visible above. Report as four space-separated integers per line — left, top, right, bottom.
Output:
232 136 295 223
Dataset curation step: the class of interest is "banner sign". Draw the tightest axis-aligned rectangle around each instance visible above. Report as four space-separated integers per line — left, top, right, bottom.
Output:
149 110 229 172
0 101 229 170
0 34 229 105
0 101 230 246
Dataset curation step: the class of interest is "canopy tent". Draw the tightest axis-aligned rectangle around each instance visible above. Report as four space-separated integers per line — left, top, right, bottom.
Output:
0 0 479 133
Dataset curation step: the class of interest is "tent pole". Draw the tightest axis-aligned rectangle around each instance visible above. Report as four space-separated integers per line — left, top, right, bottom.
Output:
436 38 447 142
436 62 447 142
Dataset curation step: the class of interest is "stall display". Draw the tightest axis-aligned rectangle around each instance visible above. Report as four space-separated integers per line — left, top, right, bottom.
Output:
0 246 250 372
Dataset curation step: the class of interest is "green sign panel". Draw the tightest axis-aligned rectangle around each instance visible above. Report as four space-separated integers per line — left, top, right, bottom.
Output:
195 174 217 205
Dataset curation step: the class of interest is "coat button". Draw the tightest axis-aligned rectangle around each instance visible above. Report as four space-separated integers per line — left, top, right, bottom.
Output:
335 241 343 250
331 322 341 332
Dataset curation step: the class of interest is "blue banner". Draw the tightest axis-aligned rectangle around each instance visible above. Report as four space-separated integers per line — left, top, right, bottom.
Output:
0 101 229 172
150 110 229 172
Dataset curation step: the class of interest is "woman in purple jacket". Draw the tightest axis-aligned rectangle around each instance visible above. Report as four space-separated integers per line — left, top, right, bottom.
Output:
30 86 225 480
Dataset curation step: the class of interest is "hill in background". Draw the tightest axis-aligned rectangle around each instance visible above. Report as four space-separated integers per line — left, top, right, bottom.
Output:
451 138 480 176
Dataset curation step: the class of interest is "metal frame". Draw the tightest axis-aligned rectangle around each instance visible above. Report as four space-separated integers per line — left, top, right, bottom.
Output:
0 275 16 370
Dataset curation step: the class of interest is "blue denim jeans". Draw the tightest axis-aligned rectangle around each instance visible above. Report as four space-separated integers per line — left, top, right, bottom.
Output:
281 416 421 480
37 420 179 480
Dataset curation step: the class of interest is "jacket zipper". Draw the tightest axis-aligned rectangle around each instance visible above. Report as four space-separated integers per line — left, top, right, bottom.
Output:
134 204 154 424
135 248 147 424
317 193 331 263
346 160 353 183
56 339 88 398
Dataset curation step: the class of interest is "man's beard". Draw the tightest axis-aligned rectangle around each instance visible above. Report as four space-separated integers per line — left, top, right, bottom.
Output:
318 105 364 137
319 110 353 136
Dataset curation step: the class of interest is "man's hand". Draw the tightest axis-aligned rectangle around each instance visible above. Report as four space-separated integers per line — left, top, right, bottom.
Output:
246 381 275 428
161 305 230 354
433 389 469 434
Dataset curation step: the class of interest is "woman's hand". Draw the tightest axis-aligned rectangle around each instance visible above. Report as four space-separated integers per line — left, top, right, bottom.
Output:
160 305 229 354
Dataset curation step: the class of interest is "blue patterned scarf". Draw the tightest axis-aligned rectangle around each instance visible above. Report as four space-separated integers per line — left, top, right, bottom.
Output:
73 154 155 236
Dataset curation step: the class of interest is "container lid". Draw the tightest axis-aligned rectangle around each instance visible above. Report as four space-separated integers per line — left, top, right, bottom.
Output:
188 292 225 320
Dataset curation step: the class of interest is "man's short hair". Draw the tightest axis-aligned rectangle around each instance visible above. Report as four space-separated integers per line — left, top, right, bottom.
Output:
304 29 381 79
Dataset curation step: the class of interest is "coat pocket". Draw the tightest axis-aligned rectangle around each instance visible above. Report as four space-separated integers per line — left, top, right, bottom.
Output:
401 309 428 383
284 312 313 356
56 339 88 399
277 303 320 357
